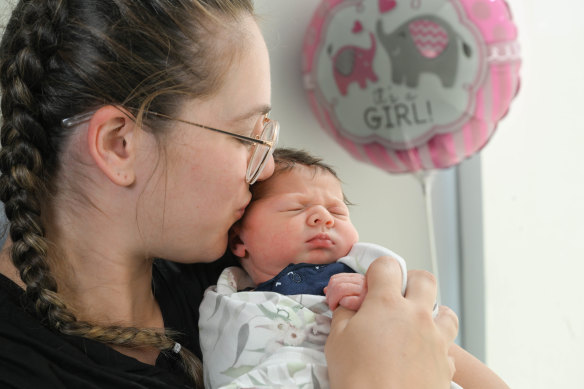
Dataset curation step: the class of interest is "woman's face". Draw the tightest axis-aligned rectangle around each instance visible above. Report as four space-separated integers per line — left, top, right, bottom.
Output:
138 15 274 263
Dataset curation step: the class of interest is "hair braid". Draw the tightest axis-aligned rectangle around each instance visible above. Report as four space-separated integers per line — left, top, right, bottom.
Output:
0 1 61 319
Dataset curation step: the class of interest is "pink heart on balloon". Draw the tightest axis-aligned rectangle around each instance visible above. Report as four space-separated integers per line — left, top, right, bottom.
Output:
378 0 397 13
352 20 363 33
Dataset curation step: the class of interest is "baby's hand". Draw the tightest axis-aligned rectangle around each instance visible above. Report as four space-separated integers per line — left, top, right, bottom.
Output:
324 273 367 311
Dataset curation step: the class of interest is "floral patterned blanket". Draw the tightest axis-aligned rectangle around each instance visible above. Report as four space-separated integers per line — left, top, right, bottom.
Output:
198 243 407 389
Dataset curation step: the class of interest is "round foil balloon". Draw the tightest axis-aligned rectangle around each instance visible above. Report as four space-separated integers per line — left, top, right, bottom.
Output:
302 0 521 173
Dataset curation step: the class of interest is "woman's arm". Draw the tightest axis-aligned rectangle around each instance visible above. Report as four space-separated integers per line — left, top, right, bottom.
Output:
325 257 457 389
451 344 510 389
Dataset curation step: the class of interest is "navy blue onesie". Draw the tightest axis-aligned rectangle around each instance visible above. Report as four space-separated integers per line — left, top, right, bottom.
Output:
254 262 356 295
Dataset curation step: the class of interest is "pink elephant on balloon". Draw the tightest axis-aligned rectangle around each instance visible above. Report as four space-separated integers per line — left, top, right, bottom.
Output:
332 32 379 96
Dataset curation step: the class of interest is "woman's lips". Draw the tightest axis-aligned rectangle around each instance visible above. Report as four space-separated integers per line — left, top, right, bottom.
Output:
236 197 252 220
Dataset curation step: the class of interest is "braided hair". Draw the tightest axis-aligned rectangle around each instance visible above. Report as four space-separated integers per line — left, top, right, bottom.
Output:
0 0 254 387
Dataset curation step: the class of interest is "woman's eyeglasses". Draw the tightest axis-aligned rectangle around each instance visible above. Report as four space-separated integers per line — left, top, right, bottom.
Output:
62 110 280 185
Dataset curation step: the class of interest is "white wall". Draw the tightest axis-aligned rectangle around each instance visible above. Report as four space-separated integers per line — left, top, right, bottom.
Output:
257 0 584 387
480 0 584 387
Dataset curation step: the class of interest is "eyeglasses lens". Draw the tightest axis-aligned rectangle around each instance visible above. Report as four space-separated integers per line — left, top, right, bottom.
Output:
246 118 278 184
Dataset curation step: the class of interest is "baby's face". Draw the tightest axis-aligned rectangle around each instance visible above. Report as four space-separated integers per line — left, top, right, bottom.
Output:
233 165 359 284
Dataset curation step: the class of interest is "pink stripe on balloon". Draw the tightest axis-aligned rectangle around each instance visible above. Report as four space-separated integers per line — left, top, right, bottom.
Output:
427 137 441 169
431 138 446 168
462 122 474 157
451 125 467 160
417 143 435 170
364 143 401 172
388 149 408 172
491 66 503 123
498 64 514 121
442 133 458 167
479 81 490 145
472 119 486 156
396 148 422 172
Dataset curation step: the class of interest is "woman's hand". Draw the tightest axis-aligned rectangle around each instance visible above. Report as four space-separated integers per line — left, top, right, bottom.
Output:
325 256 458 389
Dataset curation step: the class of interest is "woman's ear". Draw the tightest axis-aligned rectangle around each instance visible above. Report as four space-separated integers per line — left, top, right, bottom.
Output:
86 106 137 186
229 223 248 258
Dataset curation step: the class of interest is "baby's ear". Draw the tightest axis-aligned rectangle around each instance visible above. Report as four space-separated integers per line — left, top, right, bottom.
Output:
229 223 247 258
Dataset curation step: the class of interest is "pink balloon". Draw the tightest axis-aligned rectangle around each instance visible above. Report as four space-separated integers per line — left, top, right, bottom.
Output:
302 0 521 173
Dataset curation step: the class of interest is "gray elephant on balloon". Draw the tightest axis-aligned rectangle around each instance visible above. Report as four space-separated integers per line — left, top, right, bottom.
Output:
376 15 472 88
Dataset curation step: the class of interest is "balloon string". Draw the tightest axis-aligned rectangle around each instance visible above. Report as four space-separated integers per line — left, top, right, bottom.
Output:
414 170 441 305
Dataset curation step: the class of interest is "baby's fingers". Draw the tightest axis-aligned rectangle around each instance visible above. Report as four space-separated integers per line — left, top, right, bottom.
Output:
325 273 366 310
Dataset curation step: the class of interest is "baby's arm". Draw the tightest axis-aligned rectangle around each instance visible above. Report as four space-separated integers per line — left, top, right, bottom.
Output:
324 272 367 311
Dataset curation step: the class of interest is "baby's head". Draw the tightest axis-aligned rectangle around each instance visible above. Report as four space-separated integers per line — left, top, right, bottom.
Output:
230 148 359 285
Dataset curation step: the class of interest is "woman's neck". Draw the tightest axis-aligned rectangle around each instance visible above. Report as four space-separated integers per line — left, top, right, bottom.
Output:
51 239 161 329
1 219 163 331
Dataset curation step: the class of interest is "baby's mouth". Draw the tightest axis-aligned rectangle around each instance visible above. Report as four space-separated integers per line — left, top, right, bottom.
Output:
307 233 334 248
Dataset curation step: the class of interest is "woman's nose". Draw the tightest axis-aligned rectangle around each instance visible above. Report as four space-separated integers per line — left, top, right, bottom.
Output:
307 207 334 227
255 154 275 183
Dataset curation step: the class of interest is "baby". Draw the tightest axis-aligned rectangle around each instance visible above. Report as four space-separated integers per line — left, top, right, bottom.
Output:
230 147 407 309
199 148 459 389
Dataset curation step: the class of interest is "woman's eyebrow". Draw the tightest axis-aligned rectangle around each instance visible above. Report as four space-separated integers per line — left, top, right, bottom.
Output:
231 104 272 122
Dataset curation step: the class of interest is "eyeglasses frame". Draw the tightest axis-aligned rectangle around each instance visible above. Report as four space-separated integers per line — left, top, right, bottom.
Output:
62 110 276 148
62 109 279 184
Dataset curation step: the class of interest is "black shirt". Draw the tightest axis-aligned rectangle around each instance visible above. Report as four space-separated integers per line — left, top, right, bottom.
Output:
0 254 237 388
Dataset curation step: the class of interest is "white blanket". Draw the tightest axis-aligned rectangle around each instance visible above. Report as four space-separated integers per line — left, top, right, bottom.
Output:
198 243 460 389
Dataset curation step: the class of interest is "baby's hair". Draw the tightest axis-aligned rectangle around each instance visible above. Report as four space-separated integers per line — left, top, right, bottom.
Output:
251 147 353 205
272 147 341 179
0 1 254 386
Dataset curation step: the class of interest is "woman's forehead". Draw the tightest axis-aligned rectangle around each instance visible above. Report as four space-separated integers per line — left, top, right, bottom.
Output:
211 15 271 124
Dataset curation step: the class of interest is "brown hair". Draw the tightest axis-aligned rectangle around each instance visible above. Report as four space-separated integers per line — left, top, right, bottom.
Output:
251 147 352 205
0 0 254 386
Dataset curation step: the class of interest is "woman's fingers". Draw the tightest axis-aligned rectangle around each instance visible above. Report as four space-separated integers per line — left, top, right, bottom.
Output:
434 305 459 345
404 269 438 311
361 256 404 303
328 305 353 336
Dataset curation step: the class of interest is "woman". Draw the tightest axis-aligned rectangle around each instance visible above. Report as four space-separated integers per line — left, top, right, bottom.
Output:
0 1 458 388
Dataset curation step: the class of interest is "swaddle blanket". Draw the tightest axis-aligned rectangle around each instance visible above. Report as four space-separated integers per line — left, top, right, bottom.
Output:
199 243 407 389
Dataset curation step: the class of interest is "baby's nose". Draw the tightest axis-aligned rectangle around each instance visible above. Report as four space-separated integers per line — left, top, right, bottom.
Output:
307 207 334 227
